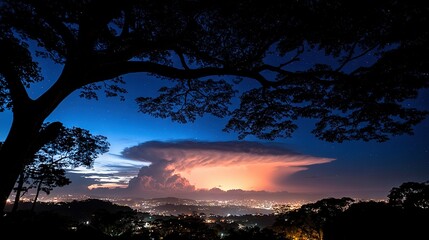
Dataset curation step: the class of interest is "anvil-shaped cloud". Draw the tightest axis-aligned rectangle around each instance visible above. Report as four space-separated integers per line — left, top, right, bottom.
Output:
121 141 334 195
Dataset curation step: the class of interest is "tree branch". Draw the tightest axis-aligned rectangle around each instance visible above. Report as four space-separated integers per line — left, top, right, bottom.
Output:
31 2 77 54
90 61 268 85
32 122 63 154
175 50 190 70
97 35 176 63
1 70 32 112
278 45 304 68
336 43 379 72
257 64 291 75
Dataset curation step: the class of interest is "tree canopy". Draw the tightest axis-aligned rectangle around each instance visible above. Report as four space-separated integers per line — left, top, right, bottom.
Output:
388 181 429 209
0 0 428 211
1 0 428 142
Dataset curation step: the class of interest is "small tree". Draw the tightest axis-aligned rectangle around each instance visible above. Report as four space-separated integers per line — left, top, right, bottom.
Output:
28 164 71 212
12 123 109 211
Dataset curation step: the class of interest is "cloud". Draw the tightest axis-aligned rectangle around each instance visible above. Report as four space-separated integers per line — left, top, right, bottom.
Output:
68 153 149 189
127 158 196 192
120 141 334 197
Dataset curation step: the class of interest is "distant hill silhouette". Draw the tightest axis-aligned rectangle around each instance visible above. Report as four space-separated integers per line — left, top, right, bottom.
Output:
7 198 134 220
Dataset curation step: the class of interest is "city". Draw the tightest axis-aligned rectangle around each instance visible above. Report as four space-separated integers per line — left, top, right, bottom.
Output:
3 182 427 240
10 194 312 216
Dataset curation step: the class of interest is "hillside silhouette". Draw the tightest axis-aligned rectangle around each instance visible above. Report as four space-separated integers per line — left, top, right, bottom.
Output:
1 181 427 240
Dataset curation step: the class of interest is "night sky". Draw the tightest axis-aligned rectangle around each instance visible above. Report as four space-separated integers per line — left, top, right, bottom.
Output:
1 47 429 202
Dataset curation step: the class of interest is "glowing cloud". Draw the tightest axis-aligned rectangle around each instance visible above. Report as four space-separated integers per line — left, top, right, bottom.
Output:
123 141 334 193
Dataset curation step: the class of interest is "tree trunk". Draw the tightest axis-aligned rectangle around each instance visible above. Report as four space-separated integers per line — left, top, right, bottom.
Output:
0 145 32 213
0 123 66 212
0 136 32 213
31 179 43 212
0 116 42 213
0 64 82 213
0 153 28 213
11 172 25 212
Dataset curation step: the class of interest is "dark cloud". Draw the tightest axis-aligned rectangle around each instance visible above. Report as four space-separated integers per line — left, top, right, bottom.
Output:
122 141 302 160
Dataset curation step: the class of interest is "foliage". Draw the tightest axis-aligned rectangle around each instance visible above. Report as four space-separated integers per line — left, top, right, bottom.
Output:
272 183 428 240
34 123 110 169
387 181 429 209
324 200 428 240
153 215 219 240
223 226 277 240
0 0 428 142
273 197 354 240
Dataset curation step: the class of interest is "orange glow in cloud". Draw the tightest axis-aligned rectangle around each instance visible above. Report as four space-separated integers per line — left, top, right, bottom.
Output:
176 164 296 191
144 148 334 192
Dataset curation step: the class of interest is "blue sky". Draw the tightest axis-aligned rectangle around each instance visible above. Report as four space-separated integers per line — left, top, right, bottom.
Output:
1 48 429 201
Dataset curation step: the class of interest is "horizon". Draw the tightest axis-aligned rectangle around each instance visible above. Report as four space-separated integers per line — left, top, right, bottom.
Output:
7 191 390 217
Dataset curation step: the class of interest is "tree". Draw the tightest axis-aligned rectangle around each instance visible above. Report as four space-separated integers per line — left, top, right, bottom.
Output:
325 200 428 240
273 197 354 240
29 165 71 212
0 0 428 211
155 215 219 240
223 226 277 240
11 124 109 212
388 181 429 209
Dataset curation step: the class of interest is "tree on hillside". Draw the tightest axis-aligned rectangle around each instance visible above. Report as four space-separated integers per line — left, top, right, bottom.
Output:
0 0 428 211
11 124 109 212
325 200 428 240
388 181 429 209
273 197 354 240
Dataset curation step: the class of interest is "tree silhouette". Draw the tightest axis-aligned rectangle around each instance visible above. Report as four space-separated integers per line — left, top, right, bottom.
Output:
1 0 428 211
223 226 276 240
325 200 428 240
153 215 219 240
273 197 354 240
28 165 71 212
388 181 429 209
11 123 109 212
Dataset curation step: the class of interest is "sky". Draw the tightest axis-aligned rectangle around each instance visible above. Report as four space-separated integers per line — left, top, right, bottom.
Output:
1 47 429 203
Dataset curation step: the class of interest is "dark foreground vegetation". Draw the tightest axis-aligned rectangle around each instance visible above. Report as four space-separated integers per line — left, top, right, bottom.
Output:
1 181 427 240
